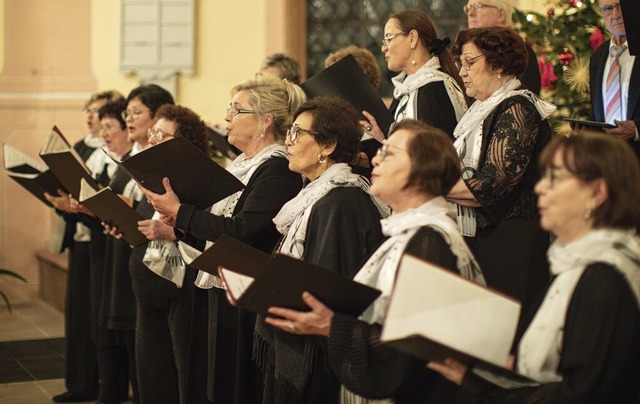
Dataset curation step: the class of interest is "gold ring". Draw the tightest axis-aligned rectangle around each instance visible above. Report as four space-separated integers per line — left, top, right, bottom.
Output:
365 125 372 132
288 323 297 334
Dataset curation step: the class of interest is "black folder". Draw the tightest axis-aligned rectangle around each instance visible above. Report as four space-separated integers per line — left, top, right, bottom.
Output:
3 144 66 207
190 234 381 317
107 136 245 210
301 54 395 136
563 118 616 129
38 126 99 198
78 179 148 247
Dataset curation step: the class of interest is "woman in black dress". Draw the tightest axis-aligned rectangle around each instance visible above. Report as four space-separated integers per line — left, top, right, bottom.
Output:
265 120 484 403
141 77 306 404
430 131 640 403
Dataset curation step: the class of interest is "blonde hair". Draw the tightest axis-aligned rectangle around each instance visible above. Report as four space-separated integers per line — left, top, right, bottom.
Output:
231 76 307 142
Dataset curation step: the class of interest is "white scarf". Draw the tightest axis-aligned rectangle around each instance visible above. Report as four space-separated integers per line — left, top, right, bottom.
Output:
517 228 640 382
273 163 390 259
391 56 468 123
452 78 556 236
354 196 484 325
142 210 187 287
193 143 288 289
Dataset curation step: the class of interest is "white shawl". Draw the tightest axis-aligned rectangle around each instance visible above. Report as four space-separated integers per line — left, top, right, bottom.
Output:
354 196 484 325
392 56 468 125
517 229 640 382
273 163 390 259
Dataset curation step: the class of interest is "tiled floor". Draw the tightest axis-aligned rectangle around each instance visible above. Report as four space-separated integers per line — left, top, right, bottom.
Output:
0 300 85 404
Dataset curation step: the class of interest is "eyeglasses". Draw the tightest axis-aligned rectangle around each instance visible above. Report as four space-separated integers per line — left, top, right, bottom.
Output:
599 2 621 16
286 125 319 143
542 167 574 187
100 123 119 133
456 54 485 71
147 127 175 142
121 108 148 121
381 32 407 49
375 142 407 161
226 106 257 117
463 3 499 13
83 107 100 114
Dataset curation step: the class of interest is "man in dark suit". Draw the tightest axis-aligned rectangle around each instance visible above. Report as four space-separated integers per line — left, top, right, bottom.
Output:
590 0 640 156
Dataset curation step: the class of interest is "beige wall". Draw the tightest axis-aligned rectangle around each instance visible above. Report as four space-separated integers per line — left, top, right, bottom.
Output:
91 0 269 123
0 0 274 304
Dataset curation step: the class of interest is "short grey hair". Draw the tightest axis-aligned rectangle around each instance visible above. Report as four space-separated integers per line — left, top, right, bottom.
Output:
488 0 514 25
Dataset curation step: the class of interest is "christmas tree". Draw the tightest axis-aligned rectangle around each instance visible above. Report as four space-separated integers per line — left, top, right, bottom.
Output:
513 0 606 133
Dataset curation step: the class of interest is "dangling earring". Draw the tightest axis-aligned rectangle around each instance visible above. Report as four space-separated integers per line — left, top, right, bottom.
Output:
317 153 327 164
497 72 502 79
584 206 593 221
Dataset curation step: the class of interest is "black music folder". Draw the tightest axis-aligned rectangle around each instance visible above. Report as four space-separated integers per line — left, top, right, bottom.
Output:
3 144 66 207
301 54 395 136
563 118 616 129
78 179 148 247
190 234 381 317
38 126 99 198
107 136 244 210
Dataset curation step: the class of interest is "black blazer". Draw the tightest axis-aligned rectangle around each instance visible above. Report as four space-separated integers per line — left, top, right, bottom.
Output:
590 40 640 157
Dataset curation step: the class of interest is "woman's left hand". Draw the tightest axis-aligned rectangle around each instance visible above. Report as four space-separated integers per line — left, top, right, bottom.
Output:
139 177 181 219
138 219 176 241
265 292 334 337
427 358 468 385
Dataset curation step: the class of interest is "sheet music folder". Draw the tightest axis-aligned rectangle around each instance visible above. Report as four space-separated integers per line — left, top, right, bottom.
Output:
3 143 66 207
78 179 148 247
107 136 245 210
38 126 99 198
381 255 534 386
301 54 395 136
189 234 381 317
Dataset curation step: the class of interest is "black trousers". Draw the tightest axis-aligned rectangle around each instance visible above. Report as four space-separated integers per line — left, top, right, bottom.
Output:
135 294 193 404
64 241 99 397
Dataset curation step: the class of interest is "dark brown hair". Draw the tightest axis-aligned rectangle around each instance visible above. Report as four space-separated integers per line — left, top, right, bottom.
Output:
452 26 528 76
390 9 467 105
390 119 460 196
155 104 208 154
539 131 640 230
98 99 127 130
126 84 175 118
292 97 361 164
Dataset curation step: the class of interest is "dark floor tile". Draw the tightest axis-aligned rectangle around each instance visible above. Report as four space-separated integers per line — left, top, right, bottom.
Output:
17 356 65 380
0 358 33 383
0 338 66 383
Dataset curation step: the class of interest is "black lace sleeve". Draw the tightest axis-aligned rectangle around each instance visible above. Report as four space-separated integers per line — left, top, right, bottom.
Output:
464 97 548 225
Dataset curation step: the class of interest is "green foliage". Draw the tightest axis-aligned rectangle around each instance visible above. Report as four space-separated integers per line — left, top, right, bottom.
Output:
513 0 607 132
0 268 27 313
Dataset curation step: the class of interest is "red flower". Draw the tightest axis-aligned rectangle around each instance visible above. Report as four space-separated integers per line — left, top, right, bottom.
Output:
590 28 605 50
568 0 578 6
547 8 555 17
559 51 574 65
538 54 558 90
